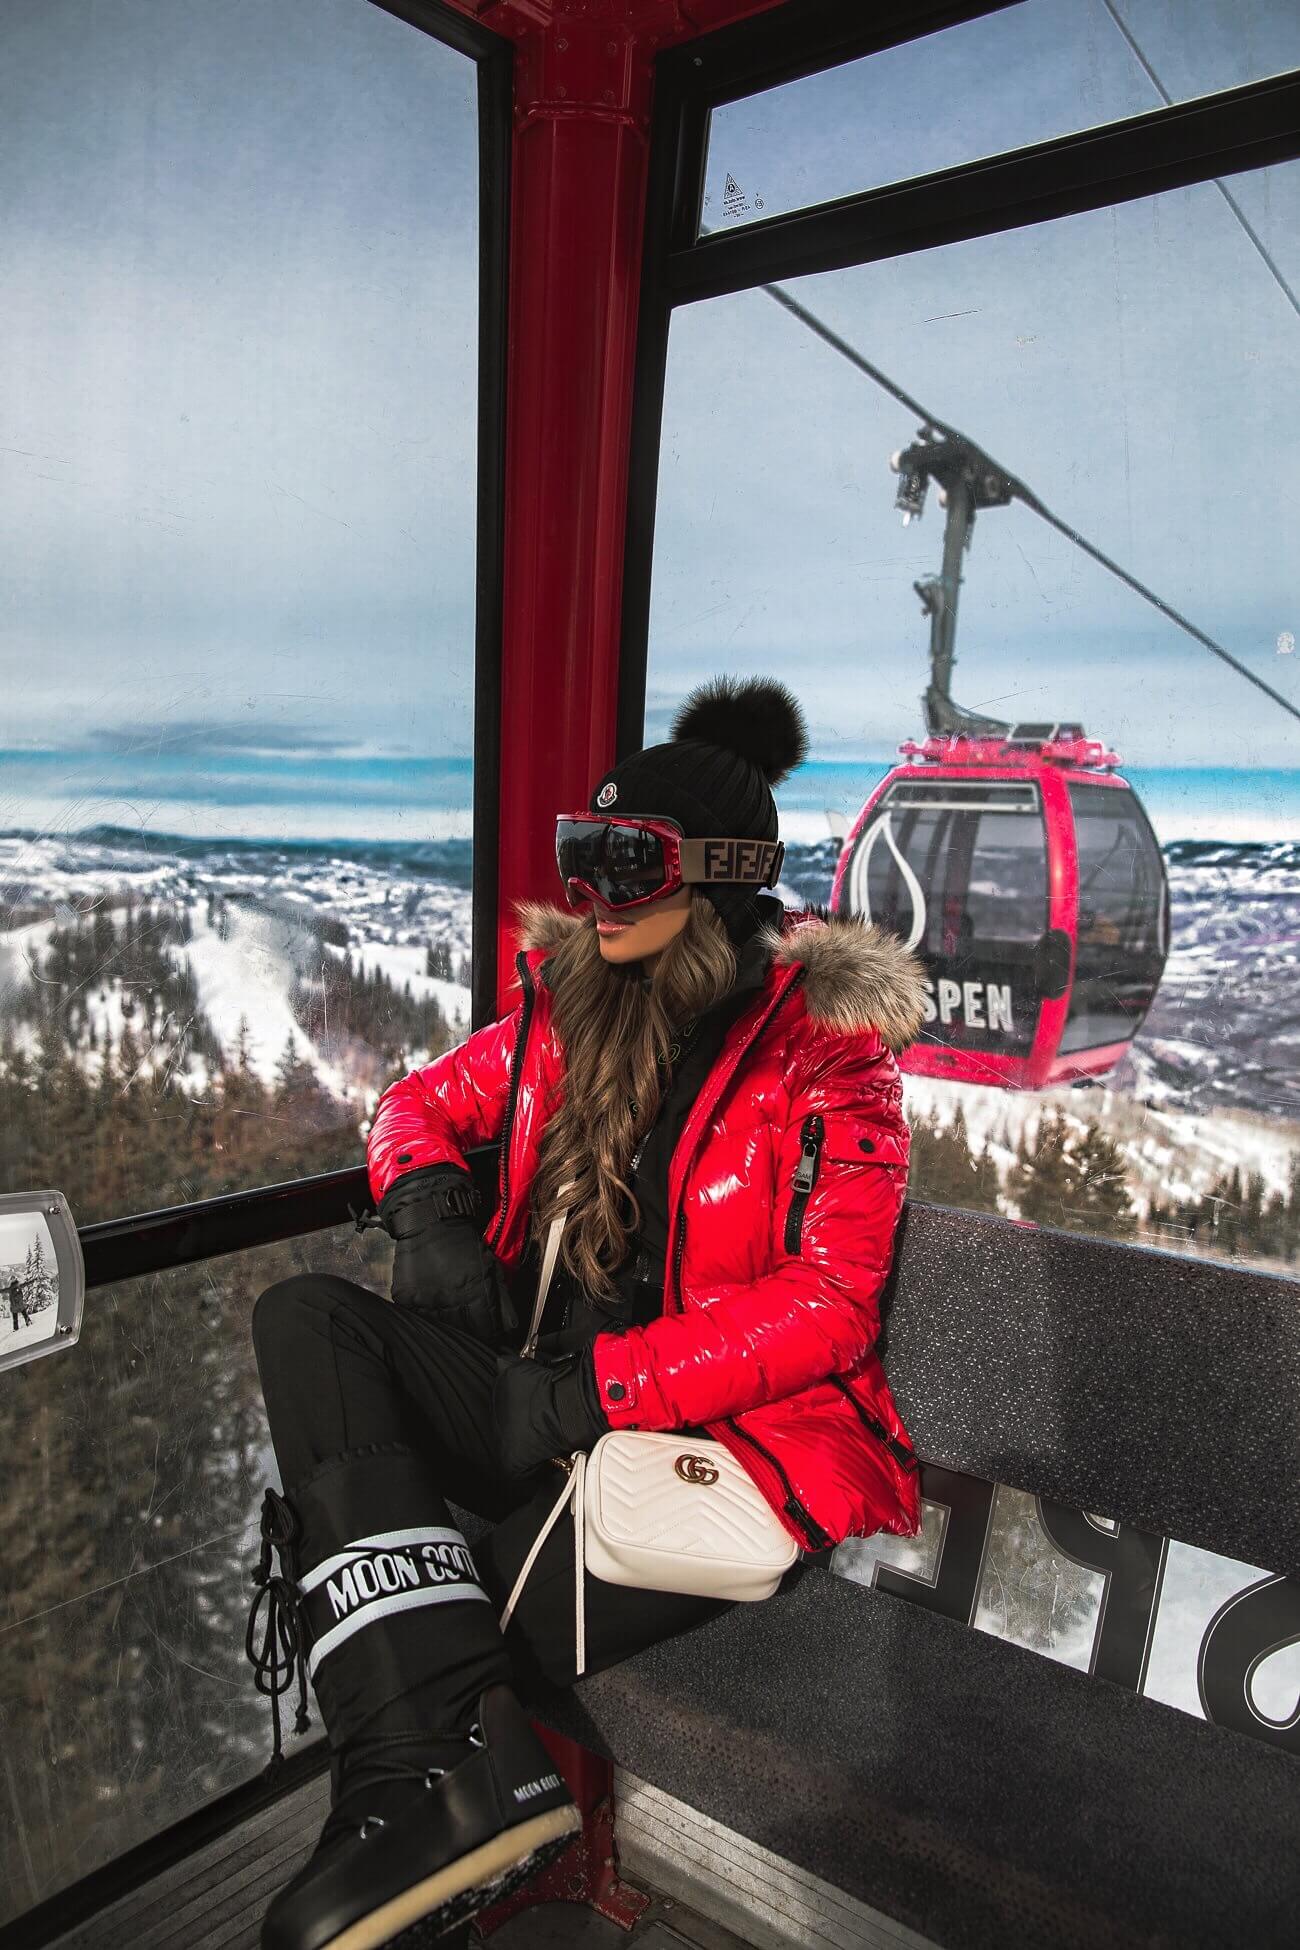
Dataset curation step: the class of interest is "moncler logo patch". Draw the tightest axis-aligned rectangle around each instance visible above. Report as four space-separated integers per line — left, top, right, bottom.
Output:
299 1528 490 1676
597 781 617 808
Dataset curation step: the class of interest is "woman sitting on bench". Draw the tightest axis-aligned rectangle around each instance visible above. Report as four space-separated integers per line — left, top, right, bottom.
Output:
247 676 925 1950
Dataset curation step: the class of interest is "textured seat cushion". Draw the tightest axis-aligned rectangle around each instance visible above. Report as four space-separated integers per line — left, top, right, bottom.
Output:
546 1563 1300 1950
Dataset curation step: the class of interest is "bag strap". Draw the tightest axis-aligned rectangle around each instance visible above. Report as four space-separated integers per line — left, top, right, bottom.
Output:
520 1206 568 1359
506 1191 585 1667
497 1452 586 1676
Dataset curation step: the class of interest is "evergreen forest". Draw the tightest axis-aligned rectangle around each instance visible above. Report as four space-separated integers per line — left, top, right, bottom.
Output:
909 1102 1300 1271
0 896 453 1919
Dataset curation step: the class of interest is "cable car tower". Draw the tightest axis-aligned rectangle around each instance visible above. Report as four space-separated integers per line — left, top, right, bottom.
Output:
832 431 1171 1092
893 427 1018 741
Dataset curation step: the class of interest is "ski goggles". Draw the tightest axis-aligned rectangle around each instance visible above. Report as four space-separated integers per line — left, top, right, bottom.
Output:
556 814 784 913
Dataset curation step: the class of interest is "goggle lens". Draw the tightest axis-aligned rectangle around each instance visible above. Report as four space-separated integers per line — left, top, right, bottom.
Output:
555 818 672 908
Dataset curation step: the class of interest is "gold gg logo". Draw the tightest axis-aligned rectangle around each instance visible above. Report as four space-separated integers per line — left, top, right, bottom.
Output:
674 1454 719 1486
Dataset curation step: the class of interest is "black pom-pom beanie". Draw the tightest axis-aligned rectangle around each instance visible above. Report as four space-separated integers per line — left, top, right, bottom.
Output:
589 677 808 946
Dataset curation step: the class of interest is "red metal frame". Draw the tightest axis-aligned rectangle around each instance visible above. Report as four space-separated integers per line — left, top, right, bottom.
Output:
831 735 1140 1092
427 0 788 1006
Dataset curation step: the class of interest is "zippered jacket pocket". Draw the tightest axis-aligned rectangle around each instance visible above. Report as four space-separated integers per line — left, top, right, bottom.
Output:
830 1374 917 1473
784 1114 824 1254
783 1110 908 1258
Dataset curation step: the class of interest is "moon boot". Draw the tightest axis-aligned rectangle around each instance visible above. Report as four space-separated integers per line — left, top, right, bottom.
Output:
260 1685 579 1950
244 1465 570 1950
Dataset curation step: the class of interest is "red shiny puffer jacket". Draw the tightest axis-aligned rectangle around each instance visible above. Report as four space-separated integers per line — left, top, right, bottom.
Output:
367 904 928 1549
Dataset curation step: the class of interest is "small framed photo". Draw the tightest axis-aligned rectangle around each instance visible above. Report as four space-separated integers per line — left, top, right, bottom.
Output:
0 1190 85 1378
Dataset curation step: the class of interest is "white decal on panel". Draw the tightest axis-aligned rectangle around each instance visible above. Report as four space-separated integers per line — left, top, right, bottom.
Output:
920 976 1013 1034
849 814 927 953
986 985 1013 1033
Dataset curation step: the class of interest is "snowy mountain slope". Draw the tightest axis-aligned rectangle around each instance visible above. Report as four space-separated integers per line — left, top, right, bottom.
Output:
329 940 470 1039
0 829 473 1101
1119 842 1300 1123
2 828 1295 1244
185 903 349 1096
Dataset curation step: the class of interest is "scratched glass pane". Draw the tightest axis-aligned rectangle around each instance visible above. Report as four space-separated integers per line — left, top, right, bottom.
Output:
0 0 478 1225
647 153 1300 1282
705 0 1300 231
0 1227 391 1923
0 0 480 1910
833 1498 945 1589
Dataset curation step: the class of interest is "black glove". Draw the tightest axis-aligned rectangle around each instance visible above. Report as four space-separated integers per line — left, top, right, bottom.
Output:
492 1348 609 1479
378 1166 517 1345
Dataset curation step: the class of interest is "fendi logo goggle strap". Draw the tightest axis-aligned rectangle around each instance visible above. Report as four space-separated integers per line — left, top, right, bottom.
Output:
678 838 784 887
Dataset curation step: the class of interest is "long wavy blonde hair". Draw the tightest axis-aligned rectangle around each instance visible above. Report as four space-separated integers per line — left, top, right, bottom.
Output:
530 896 737 1300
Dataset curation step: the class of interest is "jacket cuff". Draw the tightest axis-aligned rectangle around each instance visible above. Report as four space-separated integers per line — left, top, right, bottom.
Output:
561 1348 610 1446
383 1162 475 1198
367 1143 468 1206
591 1329 672 1428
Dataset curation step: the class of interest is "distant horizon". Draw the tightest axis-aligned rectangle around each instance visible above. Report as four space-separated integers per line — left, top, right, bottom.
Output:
6 745 1300 772
2 753 1297 850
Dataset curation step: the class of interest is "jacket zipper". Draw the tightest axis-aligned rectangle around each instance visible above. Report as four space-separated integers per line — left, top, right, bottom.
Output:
487 954 536 1250
830 1374 918 1473
662 972 829 1554
670 1202 689 1324
666 971 804 1325
723 1416 832 1552
783 1114 824 1254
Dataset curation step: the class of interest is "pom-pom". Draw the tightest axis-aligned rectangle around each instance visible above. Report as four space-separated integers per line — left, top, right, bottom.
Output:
670 676 809 786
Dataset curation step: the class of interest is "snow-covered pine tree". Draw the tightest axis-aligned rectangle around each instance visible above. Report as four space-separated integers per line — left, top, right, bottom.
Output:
1066 1124 1138 1238
1007 1111 1077 1229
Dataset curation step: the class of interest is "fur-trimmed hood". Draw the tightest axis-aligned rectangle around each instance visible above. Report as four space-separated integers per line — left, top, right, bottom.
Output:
513 901 927 1052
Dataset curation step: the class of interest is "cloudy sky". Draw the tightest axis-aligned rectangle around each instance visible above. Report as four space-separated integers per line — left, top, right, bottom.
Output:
650 0 1300 768
2 0 1297 827
2 0 479 766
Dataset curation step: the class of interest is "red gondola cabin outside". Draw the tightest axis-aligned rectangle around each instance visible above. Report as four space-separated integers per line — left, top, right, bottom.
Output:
831 729 1170 1091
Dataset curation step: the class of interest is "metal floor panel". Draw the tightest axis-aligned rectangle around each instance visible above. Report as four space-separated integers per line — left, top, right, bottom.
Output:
51 1774 333 1950
614 1773 940 1950
47 1774 760 1950
492 1898 757 1950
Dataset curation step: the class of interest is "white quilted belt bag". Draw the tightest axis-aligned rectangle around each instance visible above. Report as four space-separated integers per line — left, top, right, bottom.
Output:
499 1214 799 1673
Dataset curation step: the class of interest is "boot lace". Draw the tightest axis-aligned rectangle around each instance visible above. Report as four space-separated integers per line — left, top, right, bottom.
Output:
245 1487 312 1770
322 1724 485 1845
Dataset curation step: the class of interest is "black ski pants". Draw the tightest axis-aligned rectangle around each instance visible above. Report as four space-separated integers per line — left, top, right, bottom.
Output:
252 1274 725 1748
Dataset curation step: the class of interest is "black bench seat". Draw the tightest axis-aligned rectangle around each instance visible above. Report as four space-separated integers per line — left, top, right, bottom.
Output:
545 1559 1299 1949
468 1196 1300 1948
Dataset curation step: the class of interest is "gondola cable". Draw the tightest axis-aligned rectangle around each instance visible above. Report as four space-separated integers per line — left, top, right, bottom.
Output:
757 281 1300 729
1098 0 1300 325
